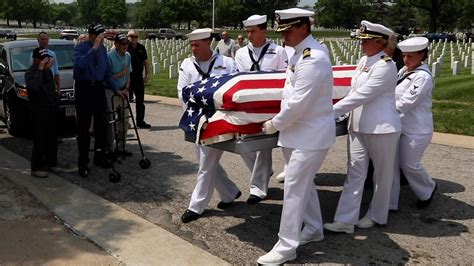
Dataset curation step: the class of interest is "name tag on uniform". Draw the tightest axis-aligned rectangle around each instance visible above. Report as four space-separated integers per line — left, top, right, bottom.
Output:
214 65 227 70
267 48 276 54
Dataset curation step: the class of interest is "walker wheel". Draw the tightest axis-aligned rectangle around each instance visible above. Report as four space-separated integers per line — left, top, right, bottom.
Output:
139 158 151 169
109 172 121 183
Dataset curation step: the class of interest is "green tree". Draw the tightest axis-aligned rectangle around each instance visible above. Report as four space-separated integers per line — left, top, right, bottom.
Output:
77 0 101 26
314 0 368 29
99 0 127 28
133 0 162 29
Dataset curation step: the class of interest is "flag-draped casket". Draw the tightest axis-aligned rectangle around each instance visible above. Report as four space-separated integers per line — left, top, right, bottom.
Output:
179 65 357 146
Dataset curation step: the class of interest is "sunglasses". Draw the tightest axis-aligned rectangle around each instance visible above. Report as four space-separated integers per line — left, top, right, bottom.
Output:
128 35 139 38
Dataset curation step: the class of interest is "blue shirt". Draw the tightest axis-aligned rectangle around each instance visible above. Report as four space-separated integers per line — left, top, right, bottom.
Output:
73 41 117 91
107 49 132 90
47 49 59 76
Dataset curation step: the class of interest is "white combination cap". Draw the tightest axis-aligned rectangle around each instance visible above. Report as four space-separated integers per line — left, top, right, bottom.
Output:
398 37 429 52
243 14 267 27
357 20 393 40
186 28 212 41
274 8 314 32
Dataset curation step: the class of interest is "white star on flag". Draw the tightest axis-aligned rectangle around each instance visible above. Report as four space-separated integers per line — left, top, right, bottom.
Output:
198 108 203 115
200 78 209 84
189 122 196 131
201 96 208 105
211 80 220 87
197 86 206 93
187 107 194 117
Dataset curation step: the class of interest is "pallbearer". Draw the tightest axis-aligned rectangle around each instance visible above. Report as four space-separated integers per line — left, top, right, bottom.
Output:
235 14 288 205
257 8 335 264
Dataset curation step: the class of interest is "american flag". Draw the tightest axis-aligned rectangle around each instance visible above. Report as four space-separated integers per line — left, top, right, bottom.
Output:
180 66 357 145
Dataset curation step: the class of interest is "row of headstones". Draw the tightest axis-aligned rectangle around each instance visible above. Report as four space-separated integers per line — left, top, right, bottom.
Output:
328 38 474 76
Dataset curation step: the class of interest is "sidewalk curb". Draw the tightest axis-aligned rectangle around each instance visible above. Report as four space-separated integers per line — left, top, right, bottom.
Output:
0 145 228 265
144 94 474 150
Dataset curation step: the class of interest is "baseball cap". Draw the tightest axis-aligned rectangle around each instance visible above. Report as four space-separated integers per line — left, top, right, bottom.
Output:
32 47 51 59
88 22 105 35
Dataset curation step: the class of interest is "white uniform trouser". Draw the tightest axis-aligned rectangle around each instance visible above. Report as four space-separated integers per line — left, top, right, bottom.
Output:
390 132 436 208
188 145 240 214
240 149 273 198
271 148 328 256
334 131 400 225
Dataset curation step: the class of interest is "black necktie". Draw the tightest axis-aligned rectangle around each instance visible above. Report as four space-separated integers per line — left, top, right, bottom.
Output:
193 57 218 80
248 43 270 71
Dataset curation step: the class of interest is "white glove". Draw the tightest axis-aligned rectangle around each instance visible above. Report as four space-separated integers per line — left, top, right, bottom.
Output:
262 120 277 135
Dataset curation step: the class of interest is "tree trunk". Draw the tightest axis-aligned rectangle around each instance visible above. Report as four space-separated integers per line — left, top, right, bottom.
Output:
33 20 37 28
6 19 9 26
18 21 22 28
187 20 191 30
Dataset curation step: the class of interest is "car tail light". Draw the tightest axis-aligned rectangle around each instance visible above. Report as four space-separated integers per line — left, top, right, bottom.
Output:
16 86 28 99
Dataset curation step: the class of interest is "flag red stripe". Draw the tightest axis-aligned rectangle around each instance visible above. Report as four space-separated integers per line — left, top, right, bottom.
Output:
201 120 263 139
222 79 285 107
222 100 281 112
334 77 352 86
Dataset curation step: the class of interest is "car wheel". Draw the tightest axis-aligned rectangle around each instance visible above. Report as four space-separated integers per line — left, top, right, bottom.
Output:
4 98 23 136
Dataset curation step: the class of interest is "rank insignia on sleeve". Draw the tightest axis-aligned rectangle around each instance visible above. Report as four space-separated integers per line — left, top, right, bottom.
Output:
381 55 392 61
303 48 311 59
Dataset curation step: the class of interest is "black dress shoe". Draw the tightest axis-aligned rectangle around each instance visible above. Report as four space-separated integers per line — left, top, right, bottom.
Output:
181 209 201 223
137 122 151 129
417 183 437 209
78 166 89 178
246 194 264 204
217 191 242 209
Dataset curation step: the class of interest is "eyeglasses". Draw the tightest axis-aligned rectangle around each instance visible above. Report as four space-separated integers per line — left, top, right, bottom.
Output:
238 38 244 40
128 35 139 38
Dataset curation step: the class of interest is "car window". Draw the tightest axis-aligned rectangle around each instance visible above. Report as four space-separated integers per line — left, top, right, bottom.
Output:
9 44 74 72
49 44 73 69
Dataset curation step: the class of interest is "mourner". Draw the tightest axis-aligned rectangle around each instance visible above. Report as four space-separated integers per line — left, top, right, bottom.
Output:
390 37 437 210
73 22 125 177
25 48 59 178
37 32 60 93
127 30 152 128
216 31 235 57
257 8 335 264
177 28 241 223
324 20 401 233
106 34 133 157
234 14 288 204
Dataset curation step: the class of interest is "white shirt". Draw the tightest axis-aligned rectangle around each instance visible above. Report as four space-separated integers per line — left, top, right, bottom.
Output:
396 64 434 134
177 51 237 109
271 35 335 150
333 51 401 134
234 40 288 72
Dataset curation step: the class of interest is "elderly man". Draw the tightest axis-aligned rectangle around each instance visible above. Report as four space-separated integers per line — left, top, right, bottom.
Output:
107 34 133 157
127 30 151 128
234 14 288 205
216 31 234 57
257 8 335 264
178 28 241 223
231 34 246 58
73 22 125 177
37 32 60 94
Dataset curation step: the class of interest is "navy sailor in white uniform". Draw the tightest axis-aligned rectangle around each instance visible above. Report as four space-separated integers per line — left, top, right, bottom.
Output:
177 28 241 223
324 20 401 233
390 37 437 210
257 8 335 265
234 14 288 205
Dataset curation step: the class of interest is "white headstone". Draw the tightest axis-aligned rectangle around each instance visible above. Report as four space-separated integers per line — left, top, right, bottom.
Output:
452 61 461 75
169 65 178 79
153 62 160 74
432 62 441 77
163 59 168 69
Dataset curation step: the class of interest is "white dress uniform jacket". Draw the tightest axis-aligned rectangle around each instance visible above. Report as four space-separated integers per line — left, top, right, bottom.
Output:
234 40 288 199
178 51 240 214
234 40 288 71
395 64 434 134
334 51 402 133
272 37 335 150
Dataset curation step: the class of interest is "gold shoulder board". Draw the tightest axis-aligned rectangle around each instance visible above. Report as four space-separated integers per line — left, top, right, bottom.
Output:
303 48 311 59
382 55 392 61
